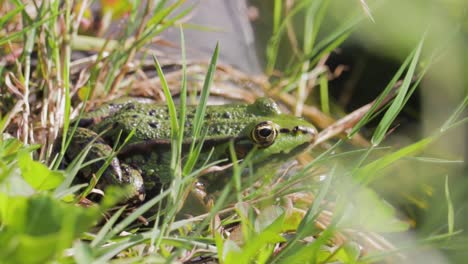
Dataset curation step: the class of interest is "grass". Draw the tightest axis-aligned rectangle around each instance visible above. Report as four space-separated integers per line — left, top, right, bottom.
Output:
0 0 467 263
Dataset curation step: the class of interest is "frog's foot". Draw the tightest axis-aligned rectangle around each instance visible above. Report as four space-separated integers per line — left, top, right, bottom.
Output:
119 164 145 203
60 127 145 204
177 181 214 218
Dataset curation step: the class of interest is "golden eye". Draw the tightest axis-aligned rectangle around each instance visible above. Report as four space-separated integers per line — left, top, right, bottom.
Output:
251 121 277 147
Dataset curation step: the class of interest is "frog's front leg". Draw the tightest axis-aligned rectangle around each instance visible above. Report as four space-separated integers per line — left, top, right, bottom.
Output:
60 127 145 203
174 181 214 218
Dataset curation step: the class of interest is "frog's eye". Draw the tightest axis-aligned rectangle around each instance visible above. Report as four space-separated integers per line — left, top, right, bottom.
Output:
252 121 277 147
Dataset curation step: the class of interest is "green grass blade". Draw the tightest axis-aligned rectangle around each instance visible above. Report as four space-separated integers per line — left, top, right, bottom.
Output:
266 0 312 74
0 5 24 28
299 11 362 71
405 156 464 164
134 6 193 50
273 0 282 33
372 35 425 145
100 188 171 243
183 43 219 174
303 0 328 54
445 175 454 235
60 0 73 166
191 42 218 141
146 0 184 27
348 49 414 137
177 25 188 172
91 206 127 247
355 136 434 184
0 13 57 46
319 73 330 114
270 166 334 263
153 55 179 168
441 95 468 132
53 183 87 199
53 141 96 194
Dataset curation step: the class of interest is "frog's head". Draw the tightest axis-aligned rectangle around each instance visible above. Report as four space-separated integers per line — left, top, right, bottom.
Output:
236 98 317 163
243 115 317 163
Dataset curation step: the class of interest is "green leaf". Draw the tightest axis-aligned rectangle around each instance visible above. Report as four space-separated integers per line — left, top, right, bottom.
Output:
0 194 99 264
18 150 64 191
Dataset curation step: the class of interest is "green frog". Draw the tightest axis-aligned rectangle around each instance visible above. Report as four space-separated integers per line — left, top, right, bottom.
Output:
59 98 317 210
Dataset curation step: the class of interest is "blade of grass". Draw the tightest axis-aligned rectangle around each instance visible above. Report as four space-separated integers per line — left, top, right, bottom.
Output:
60 0 73 165
348 50 414 137
53 140 95 194
188 43 217 141
348 35 433 142
145 0 184 28
295 1 328 115
153 55 179 170
91 206 127 247
99 187 171 244
51 88 90 170
0 4 24 28
150 28 187 251
269 165 335 263
405 156 464 164
355 136 434 184
177 26 188 173
182 43 219 175
133 5 194 51
441 95 468 132
319 73 330 114
53 183 88 199
303 0 328 54
445 175 454 235
359 0 375 22
300 17 354 70
273 0 281 34
0 13 57 46
372 35 425 145
123 0 146 39
266 0 312 74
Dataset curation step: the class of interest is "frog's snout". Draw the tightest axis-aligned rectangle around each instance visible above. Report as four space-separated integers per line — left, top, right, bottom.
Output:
292 125 317 138
308 128 318 143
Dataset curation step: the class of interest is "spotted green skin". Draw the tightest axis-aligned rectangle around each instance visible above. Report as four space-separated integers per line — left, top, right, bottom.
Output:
64 98 317 208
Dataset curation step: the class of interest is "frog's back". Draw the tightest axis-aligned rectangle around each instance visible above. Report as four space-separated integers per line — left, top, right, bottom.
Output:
91 101 270 143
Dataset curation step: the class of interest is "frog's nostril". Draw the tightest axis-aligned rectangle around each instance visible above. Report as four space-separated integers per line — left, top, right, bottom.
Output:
293 126 316 135
304 127 316 135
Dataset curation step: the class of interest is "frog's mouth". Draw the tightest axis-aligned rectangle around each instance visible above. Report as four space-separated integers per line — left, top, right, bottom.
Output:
269 141 311 161
279 125 317 137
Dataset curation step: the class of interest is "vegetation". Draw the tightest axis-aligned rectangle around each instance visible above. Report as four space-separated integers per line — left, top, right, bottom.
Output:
0 0 466 263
